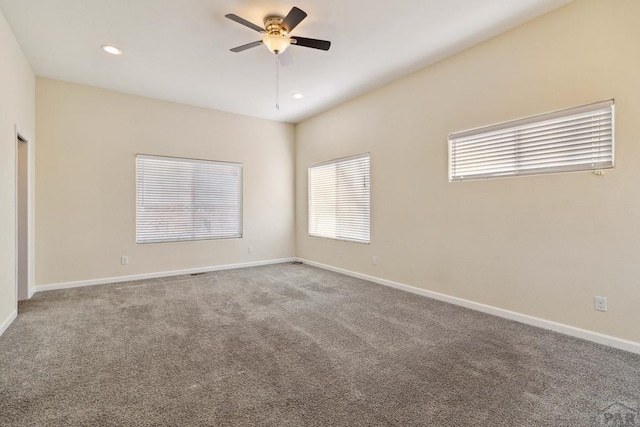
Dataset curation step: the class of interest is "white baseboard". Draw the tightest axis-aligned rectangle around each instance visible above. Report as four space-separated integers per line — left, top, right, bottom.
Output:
0 310 17 337
28 286 36 299
297 258 640 355
35 258 295 294
31 256 640 354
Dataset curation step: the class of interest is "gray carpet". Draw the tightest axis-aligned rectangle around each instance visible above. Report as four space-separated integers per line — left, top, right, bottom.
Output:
1 263 639 426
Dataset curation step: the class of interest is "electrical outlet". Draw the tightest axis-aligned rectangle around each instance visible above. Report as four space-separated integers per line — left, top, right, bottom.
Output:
121 255 129 265
248 246 253 254
372 256 378 265
595 296 607 312
338 250 343 259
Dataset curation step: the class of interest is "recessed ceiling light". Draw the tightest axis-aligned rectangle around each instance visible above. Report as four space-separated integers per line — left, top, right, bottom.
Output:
292 93 304 99
101 45 123 55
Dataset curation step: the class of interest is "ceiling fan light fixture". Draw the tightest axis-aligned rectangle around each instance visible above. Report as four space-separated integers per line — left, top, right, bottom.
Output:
292 93 304 99
263 33 290 54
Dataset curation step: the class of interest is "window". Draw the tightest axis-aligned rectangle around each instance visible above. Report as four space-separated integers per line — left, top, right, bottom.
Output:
308 153 370 244
136 154 242 243
448 100 614 181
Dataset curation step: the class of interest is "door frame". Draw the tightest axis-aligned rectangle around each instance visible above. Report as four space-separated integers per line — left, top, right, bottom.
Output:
15 126 30 303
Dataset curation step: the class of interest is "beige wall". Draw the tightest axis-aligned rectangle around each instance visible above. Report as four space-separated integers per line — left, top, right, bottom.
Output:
296 0 640 343
36 78 295 285
0 9 35 327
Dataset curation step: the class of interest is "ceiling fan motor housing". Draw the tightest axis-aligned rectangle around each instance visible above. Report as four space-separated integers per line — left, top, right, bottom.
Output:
264 16 286 34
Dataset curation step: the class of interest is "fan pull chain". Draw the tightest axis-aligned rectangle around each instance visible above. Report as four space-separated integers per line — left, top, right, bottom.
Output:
275 53 280 110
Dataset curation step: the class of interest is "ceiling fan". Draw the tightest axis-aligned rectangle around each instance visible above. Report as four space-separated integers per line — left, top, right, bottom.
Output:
225 6 331 55
225 7 331 110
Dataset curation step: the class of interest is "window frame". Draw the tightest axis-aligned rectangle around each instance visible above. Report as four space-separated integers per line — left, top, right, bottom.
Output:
135 154 243 244
307 153 371 245
448 100 615 182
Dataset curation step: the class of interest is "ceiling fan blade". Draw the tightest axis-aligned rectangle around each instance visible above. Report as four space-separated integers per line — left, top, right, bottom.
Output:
291 37 331 51
225 14 264 33
230 40 263 53
281 7 307 33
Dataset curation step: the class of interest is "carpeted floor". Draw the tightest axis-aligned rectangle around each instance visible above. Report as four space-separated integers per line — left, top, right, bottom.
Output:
1 263 639 426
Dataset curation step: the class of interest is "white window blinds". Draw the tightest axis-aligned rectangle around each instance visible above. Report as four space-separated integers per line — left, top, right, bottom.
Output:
308 153 371 244
448 100 614 181
136 154 242 243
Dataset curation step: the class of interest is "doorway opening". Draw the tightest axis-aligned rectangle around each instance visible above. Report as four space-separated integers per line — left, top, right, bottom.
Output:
17 133 28 301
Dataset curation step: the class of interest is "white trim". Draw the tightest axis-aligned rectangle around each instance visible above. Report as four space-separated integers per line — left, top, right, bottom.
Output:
0 310 17 337
34 258 295 294
13 125 19 308
297 258 640 355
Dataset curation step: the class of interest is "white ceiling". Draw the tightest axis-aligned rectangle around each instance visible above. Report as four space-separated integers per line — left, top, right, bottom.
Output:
0 0 572 123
